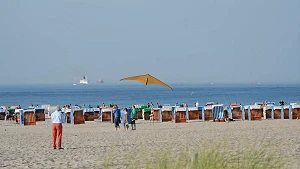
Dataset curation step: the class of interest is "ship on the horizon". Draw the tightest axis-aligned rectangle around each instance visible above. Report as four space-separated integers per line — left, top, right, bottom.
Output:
97 79 104 84
79 76 89 84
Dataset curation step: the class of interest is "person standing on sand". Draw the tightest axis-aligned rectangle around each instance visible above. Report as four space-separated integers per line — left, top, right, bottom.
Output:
123 108 129 131
149 109 154 125
51 106 65 150
113 105 121 131
130 105 137 130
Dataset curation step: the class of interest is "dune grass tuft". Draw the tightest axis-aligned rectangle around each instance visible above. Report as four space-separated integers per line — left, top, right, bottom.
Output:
104 142 287 169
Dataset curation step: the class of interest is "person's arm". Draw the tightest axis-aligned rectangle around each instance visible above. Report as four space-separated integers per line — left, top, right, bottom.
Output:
51 112 54 122
61 112 66 123
63 113 66 123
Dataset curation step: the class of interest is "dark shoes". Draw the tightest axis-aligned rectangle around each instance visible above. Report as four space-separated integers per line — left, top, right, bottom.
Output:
53 147 64 150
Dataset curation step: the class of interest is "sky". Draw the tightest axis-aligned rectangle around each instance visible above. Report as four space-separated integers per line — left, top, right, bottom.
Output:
1 0 299 85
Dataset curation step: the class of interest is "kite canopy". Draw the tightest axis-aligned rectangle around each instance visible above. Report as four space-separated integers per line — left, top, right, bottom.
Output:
120 74 173 90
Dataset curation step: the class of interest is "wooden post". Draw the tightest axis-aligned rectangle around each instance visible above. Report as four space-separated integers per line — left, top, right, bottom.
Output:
281 106 284 119
271 106 274 120
242 105 245 121
289 105 292 120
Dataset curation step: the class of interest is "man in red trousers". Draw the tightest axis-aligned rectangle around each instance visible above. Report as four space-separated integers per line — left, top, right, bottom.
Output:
51 106 65 150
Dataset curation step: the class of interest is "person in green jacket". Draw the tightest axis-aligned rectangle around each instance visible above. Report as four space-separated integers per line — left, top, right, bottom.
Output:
130 105 136 130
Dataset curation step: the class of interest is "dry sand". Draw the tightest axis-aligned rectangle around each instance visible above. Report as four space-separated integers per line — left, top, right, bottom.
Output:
0 119 299 169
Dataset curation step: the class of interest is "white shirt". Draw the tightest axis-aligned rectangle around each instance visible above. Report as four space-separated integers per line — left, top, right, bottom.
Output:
51 110 65 124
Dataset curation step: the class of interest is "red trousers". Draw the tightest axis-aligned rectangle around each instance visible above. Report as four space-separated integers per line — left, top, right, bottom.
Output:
52 123 62 148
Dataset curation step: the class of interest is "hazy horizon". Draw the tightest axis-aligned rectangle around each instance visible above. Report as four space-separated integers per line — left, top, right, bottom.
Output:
1 81 300 87
1 0 299 85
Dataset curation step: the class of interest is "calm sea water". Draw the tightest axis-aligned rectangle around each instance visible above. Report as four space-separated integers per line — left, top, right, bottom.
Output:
0 84 300 108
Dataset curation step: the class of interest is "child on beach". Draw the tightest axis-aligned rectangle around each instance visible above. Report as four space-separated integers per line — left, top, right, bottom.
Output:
123 108 129 131
149 109 154 125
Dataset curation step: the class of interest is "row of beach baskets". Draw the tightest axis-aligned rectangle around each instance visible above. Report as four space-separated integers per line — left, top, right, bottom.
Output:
1 104 300 125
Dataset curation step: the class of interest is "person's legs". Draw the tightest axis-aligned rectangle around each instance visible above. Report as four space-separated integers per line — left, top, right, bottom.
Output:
150 114 153 124
133 119 136 130
57 124 63 149
131 119 134 130
52 124 57 149
115 118 119 131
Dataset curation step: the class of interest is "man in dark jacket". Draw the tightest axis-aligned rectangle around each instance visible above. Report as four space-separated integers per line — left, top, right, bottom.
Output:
113 105 121 131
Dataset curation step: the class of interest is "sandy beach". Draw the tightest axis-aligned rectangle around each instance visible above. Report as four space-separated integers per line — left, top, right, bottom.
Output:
0 119 299 168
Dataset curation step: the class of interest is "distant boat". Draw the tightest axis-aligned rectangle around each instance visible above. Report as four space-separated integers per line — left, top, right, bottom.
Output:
97 79 104 84
73 83 77 86
79 76 89 85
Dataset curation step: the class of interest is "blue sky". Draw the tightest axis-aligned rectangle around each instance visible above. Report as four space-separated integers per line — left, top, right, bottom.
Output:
1 0 299 85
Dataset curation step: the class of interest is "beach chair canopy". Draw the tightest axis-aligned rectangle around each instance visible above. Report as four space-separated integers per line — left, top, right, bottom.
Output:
120 74 173 90
212 105 224 119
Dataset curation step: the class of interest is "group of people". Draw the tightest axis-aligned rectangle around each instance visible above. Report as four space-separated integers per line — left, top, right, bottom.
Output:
96 103 108 108
148 102 164 108
50 104 156 150
112 105 137 131
146 102 163 108
147 102 154 108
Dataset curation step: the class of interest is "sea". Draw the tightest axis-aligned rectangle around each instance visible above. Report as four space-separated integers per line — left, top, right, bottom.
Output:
0 83 300 108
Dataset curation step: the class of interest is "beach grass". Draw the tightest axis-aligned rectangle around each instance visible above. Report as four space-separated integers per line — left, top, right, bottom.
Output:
104 141 287 169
